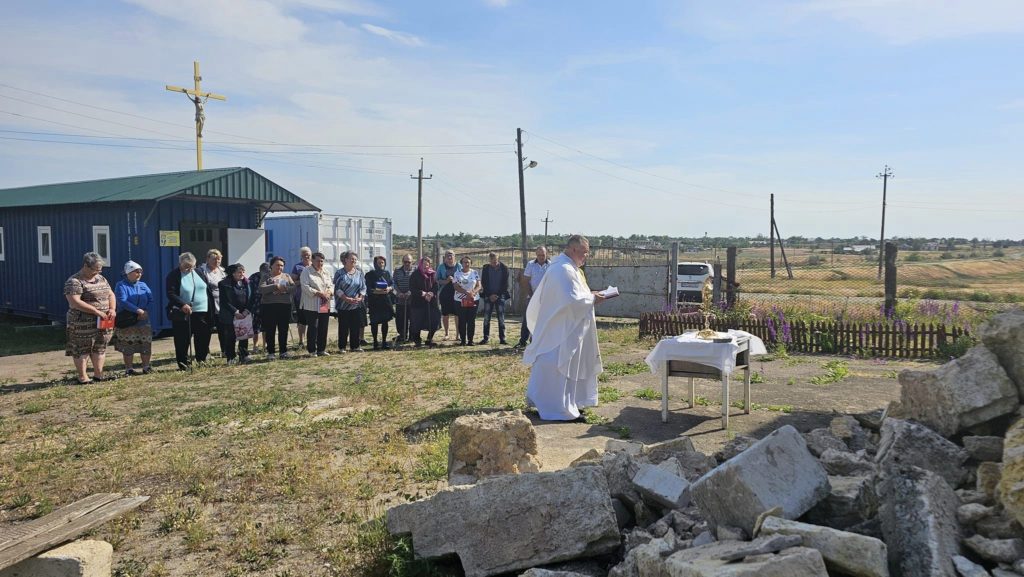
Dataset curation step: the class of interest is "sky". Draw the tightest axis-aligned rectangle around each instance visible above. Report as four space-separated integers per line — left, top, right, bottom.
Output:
0 0 1022 239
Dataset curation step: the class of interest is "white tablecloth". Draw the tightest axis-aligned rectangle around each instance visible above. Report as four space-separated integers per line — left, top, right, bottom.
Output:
644 330 768 375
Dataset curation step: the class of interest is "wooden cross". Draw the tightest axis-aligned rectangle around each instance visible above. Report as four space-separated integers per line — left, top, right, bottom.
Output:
165 60 227 170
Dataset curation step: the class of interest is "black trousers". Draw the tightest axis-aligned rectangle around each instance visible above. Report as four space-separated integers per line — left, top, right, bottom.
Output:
305 311 330 354
457 304 478 344
262 303 291 355
219 321 249 361
395 299 411 342
172 314 211 369
337 308 363 351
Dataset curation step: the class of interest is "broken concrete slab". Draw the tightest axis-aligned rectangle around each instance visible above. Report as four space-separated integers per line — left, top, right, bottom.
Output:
606 439 644 455
951 555 991 577
964 436 1005 463
387 467 620 577
855 409 886 432
875 418 968 488
633 464 691 511
520 569 592 577
691 425 830 535
759 516 889 577
878 465 961 577
447 410 541 484
803 475 879 530
974 510 1024 539
570 448 602 467
641 437 696 462
0 539 113 577
663 544 828 577
898 345 1019 437
712 434 757 464
803 428 850 457
820 448 876 476
978 462 1003 502
999 416 1024 527
957 503 995 527
831 415 870 452
976 309 1024 397
963 535 1024 565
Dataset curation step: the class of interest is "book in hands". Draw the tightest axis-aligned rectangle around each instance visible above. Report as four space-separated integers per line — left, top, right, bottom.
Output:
597 286 620 299
97 315 115 329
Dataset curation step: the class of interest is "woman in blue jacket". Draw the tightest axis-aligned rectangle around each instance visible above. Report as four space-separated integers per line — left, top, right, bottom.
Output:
113 260 154 375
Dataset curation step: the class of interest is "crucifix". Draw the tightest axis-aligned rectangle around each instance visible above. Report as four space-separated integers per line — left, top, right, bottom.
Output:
165 60 227 170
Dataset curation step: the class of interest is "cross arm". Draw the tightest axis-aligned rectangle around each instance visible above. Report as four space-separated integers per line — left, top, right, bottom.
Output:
165 85 227 101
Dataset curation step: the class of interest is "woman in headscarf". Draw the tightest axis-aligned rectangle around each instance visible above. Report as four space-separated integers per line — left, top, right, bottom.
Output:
64 252 116 383
113 260 154 375
364 255 395 350
409 256 441 347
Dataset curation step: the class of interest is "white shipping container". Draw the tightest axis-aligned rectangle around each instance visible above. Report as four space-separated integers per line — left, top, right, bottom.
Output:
263 213 393 276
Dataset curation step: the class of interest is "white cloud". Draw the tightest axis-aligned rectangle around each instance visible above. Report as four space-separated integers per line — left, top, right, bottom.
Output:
797 0 1024 44
123 0 307 46
360 23 424 47
269 0 384 17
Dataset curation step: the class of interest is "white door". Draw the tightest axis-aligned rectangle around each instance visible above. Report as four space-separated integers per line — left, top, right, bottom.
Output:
227 229 267 276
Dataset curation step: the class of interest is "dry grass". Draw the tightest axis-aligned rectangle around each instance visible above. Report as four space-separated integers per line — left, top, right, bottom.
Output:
0 323 648 577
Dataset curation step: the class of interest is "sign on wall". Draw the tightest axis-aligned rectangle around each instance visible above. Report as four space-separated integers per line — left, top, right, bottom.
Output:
159 231 181 247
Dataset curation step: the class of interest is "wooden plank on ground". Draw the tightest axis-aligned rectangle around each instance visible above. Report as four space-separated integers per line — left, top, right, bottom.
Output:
0 493 149 571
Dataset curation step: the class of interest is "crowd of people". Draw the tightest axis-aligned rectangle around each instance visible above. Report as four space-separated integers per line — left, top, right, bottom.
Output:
63 246 555 377
64 237 607 423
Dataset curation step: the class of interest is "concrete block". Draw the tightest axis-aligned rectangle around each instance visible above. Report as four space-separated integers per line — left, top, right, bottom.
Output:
759 516 889 577
0 540 113 577
387 467 619 577
633 463 691 510
663 544 828 577
875 418 968 488
898 345 1019 437
820 448 876 476
691 425 830 535
448 410 541 484
878 466 961 577
999 415 1024 527
951 555 990 577
803 428 849 457
964 436 1005 462
963 535 1024 565
803 475 879 530
977 309 1024 397
831 415 870 452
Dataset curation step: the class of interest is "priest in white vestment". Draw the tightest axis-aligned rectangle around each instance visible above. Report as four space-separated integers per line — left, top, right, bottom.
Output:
523 235 606 421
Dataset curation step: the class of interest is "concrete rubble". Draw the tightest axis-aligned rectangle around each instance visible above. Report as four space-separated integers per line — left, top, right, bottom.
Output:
447 410 541 484
387 311 1024 577
897 345 1019 437
691 425 830 535
387 467 620 577
0 539 112 577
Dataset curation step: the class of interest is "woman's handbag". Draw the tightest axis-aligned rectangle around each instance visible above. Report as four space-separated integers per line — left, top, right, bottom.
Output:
115 310 138 328
461 295 476 308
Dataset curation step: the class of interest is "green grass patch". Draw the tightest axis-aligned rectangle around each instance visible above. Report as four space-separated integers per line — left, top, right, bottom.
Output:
412 430 450 482
633 387 662 401
810 360 850 385
603 361 649 377
598 386 622 403
580 407 609 425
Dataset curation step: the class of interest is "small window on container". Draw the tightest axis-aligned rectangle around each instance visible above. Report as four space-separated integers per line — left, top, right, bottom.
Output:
38 226 53 264
0 226 5 261
92 225 110 263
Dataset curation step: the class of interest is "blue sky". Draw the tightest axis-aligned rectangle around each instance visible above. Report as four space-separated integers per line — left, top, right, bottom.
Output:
1 0 1021 239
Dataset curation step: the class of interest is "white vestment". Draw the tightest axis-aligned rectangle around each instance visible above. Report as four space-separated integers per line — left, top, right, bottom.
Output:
523 253 603 420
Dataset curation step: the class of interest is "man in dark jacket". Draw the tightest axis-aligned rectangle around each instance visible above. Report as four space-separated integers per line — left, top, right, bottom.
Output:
480 252 510 345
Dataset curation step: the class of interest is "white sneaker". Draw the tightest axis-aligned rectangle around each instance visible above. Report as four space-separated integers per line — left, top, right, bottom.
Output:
226 358 238 366
266 353 276 361
279 351 293 359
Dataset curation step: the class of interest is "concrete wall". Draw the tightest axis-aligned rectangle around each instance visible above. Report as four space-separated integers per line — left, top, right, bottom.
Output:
585 264 670 318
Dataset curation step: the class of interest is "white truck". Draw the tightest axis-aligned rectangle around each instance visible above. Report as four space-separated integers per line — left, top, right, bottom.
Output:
677 261 713 303
263 213 393 276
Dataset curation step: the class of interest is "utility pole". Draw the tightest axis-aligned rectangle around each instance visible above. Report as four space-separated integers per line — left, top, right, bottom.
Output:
770 194 776 278
517 128 528 267
540 210 553 246
876 165 894 279
411 158 432 258
165 60 226 170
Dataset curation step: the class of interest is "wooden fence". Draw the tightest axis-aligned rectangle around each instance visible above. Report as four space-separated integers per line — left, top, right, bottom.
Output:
638 312 970 358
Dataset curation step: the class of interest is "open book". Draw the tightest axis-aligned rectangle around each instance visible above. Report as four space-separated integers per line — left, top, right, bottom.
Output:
597 286 620 299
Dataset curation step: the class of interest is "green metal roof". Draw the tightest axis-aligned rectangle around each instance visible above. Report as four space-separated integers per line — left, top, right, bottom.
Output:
0 167 320 212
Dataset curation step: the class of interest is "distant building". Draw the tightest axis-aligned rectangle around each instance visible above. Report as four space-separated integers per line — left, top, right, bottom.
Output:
842 245 875 254
0 167 318 330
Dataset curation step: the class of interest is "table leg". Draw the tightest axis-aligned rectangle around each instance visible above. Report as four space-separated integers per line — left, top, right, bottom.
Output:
661 362 669 423
744 366 751 415
721 373 729 430
688 377 695 408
